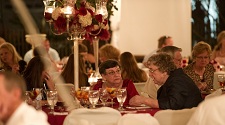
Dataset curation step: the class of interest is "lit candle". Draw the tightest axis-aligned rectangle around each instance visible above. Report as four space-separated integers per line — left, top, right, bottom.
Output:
63 6 73 15
45 7 54 13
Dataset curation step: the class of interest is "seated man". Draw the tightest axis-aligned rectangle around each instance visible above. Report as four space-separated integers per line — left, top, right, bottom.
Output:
130 53 202 110
0 72 49 125
24 39 60 63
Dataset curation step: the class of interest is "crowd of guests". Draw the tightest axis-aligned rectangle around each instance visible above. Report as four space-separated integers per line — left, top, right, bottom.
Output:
0 30 225 124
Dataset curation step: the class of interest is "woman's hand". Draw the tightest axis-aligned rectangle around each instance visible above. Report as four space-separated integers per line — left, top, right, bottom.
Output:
11 64 19 74
129 95 145 106
43 72 55 90
197 82 207 91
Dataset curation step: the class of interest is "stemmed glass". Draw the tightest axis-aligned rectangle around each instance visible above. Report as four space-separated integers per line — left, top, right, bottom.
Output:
218 74 225 91
28 88 43 110
116 88 127 110
99 88 109 107
106 87 117 107
88 90 99 109
46 90 58 114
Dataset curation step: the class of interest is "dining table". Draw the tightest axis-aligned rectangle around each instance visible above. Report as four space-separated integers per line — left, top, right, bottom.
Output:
42 104 161 125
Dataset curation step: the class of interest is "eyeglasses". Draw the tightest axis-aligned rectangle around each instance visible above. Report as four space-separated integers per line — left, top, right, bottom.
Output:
196 56 209 60
149 68 159 73
105 69 121 76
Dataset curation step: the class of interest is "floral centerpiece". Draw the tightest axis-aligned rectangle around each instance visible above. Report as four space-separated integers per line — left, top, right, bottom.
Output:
44 0 117 41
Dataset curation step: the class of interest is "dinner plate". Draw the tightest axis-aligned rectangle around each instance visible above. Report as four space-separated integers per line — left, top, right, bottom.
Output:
125 105 151 110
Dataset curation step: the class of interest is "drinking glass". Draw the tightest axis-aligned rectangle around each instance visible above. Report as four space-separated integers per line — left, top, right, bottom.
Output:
88 90 99 108
46 90 58 114
29 88 43 110
218 74 225 91
106 87 117 107
116 88 127 110
99 88 109 107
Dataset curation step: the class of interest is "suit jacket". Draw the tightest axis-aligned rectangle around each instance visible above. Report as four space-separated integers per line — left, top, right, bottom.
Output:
157 68 203 110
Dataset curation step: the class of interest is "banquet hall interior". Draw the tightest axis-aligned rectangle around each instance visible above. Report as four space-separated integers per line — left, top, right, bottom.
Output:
0 0 225 125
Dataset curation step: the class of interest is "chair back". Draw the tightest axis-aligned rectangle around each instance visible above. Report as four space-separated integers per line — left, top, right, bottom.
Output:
63 107 121 125
117 113 160 125
154 108 196 125
133 82 146 95
205 89 222 100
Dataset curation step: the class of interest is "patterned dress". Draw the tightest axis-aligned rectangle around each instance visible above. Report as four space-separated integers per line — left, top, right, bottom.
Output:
183 62 215 90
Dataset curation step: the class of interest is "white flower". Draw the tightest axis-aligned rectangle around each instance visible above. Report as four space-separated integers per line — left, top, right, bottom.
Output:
52 7 61 20
78 12 92 27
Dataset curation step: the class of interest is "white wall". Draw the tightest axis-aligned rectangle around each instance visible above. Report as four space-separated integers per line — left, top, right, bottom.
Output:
115 0 191 57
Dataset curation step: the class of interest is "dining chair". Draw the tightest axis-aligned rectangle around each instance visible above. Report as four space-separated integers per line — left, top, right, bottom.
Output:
63 107 122 125
154 108 196 125
117 113 160 125
133 82 146 95
205 88 222 100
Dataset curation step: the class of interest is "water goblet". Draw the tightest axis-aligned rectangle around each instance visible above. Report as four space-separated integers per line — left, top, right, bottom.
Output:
116 88 127 110
218 74 225 91
46 90 58 114
99 88 109 107
106 87 117 107
88 90 99 109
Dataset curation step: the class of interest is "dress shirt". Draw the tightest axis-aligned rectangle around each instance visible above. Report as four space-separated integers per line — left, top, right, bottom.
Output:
6 102 49 125
24 48 60 63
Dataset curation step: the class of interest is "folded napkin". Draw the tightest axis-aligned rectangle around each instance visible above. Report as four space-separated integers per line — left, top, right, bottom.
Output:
53 112 68 115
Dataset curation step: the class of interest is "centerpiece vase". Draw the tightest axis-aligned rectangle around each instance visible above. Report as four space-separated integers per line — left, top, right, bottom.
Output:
92 37 102 82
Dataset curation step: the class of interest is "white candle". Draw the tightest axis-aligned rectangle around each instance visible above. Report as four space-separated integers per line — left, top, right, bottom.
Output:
63 6 73 15
46 7 54 13
74 40 79 90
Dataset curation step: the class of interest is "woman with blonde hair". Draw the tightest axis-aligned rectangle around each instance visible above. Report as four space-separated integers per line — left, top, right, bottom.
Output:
183 41 215 91
0 42 26 74
120 52 148 83
99 44 120 63
212 31 225 66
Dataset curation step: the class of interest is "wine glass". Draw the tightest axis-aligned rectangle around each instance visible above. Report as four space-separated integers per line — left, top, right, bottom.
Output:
46 90 58 114
116 88 127 110
99 88 109 107
218 74 225 91
88 90 99 109
106 87 117 107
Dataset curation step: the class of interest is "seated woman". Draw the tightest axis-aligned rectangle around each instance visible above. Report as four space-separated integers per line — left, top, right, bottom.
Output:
129 53 203 110
0 43 26 74
23 56 55 91
211 31 225 66
61 54 89 87
92 59 139 106
119 52 148 83
183 41 215 91
99 44 120 63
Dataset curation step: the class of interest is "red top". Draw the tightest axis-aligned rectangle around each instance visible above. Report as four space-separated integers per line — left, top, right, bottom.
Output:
93 79 139 106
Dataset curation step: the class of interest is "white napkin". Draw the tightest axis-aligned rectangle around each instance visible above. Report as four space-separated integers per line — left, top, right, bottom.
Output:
53 112 69 115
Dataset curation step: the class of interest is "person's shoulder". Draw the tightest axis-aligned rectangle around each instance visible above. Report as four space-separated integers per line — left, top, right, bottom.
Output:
49 48 58 53
24 49 33 56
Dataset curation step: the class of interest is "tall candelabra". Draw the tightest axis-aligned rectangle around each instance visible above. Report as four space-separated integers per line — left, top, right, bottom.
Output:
43 0 111 90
